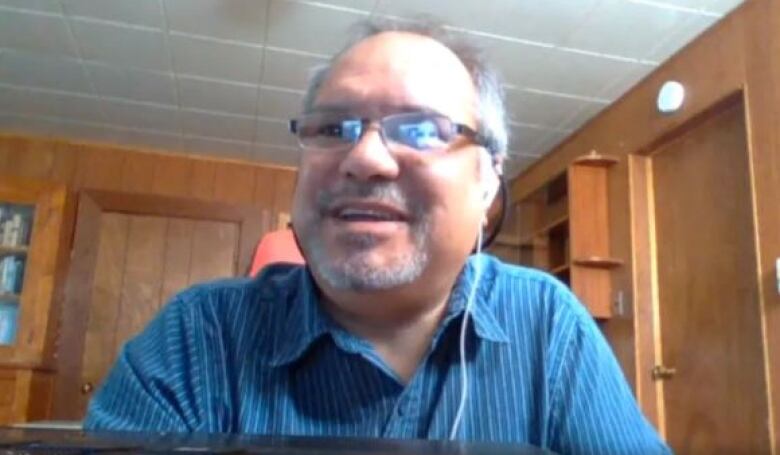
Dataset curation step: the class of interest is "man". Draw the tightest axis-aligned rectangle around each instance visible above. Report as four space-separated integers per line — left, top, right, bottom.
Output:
86 20 669 454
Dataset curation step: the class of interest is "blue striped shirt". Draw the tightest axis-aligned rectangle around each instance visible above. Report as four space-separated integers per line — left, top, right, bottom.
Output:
85 254 669 454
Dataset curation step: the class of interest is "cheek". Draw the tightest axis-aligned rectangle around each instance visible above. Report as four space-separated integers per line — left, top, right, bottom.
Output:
292 158 334 223
414 160 484 243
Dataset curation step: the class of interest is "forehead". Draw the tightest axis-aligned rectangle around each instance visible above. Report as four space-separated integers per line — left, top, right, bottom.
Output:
314 32 478 122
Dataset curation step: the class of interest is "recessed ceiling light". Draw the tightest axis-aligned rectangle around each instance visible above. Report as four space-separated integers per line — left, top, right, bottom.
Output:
657 81 685 114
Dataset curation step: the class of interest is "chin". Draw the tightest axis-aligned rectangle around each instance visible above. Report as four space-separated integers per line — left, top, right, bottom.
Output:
312 246 429 292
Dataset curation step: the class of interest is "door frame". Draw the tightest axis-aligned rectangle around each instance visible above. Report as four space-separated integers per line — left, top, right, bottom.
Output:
629 92 771 442
52 189 272 420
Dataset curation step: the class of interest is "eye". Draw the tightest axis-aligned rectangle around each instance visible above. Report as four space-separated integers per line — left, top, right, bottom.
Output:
395 119 447 150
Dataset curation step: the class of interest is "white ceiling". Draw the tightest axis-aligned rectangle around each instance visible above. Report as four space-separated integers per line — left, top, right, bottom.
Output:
0 0 742 176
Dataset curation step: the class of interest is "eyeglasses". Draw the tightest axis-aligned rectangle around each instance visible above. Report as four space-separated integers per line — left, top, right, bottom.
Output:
289 111 490 154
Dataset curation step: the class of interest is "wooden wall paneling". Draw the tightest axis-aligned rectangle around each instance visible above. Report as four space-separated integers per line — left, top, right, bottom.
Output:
188 220 239 284
113 215 167 352
48 142 79 185
0 368 15 424
743 0 780 447
12 370 55 421
78 212 129 417
151 154 193 198
273 170 296 214
237 209 272 276
189 160 217 201
75 146 125 191
160 219 195 305
0 137 56 180
214 161 255 205
253 166 276 209
120 152 158 194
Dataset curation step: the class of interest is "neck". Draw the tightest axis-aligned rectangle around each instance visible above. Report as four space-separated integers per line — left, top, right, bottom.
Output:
321 283 453 384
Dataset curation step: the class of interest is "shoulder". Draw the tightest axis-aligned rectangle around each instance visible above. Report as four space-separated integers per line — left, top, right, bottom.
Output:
160 264 307 331
481 255 590 320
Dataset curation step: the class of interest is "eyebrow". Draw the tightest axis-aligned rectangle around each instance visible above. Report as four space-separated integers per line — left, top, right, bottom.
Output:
307 103 442 116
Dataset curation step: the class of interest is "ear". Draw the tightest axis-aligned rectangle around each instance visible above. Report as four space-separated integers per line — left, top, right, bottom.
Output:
479 151 501 211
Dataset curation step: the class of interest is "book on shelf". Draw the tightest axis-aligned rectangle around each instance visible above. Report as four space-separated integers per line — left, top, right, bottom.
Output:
0 256 25 294
0 206 32 247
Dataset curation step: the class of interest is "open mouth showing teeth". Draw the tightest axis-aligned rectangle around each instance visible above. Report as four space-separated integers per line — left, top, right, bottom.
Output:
335 208 405 222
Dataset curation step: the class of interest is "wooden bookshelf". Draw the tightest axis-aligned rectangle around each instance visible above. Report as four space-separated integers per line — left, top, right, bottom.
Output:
515 152 622 319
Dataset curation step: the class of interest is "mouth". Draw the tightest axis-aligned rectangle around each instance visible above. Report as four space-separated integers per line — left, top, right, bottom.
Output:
328 201 410 224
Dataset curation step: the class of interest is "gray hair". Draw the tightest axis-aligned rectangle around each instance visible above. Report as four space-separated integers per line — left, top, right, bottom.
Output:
301 18 509 163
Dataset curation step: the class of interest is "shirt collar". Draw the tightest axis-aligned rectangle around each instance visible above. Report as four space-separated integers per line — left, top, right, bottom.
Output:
266 254 509 368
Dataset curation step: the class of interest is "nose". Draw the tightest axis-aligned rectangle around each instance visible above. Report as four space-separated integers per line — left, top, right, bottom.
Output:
337 125 400 181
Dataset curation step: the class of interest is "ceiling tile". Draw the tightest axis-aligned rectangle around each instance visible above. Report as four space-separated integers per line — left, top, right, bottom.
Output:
85 63 176 105
61 0 164 28
256 118 297 148
178 76 258 116
102 98 179 132
0 9 78 57
257 87 303 119
169 33 263 83
522 49 653 98
645 13 717 62
488 0 601 46
504 88 606 128
266 0 367 55
0 49 92 93
372 0 498 32
261 48 328 90
598 63 650 100
118 128 182 152
0 112 57 136
503 155 539 179
183 135 252 159
464 34 559 88
53 121 126 145
375 0 598 46
163 0 268 44
318 0 376 11
704 0 743 14
179 110 255 142
508 124 552 156
644 0 704 8
253 143 300 166
0 0 61 13
564 0 688 58
531 130 570 156
558 102 605 133
0 86 104 123
71 19 170 71
17 116 126 144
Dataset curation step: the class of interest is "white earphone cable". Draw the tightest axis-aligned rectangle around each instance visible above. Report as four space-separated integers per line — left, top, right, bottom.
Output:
448 226 484 440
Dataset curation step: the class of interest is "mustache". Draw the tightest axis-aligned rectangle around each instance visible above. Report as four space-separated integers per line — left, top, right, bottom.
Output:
316 181 422 219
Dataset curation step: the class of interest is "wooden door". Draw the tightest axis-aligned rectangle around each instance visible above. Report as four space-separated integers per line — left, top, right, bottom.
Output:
650 102 769 453
76 212 238 414
53 191 271 420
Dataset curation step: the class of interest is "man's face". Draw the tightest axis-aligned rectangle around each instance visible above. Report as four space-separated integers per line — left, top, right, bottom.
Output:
291 32 487 294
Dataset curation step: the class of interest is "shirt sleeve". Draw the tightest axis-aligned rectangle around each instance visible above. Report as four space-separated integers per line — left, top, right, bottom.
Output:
546 286 672 455
83 294 205 432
